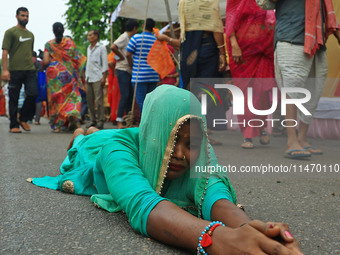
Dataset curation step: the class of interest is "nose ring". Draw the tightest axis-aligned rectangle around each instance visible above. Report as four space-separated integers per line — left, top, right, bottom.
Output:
182 155 186 160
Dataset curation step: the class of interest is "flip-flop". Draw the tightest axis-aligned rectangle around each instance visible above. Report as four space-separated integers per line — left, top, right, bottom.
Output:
242 139 254 149
304 146 323 155
19 121 31 131
284 149 311 159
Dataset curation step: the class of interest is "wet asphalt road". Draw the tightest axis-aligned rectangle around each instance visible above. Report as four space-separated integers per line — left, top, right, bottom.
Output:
1 116 339 255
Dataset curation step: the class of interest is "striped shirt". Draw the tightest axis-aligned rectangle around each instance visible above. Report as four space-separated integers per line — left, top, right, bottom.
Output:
126 32 159 83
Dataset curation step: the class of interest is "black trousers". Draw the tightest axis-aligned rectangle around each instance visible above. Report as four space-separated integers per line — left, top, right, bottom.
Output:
8 70 38 129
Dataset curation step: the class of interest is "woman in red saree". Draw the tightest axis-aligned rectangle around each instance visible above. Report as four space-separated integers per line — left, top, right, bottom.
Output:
107 51 120 124
43 22 86 132
225 0 277 148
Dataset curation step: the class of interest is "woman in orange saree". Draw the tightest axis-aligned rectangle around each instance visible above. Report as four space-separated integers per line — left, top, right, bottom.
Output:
43 22 86 132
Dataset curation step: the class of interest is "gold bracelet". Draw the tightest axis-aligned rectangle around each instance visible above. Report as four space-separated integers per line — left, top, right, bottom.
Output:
217 44 225 49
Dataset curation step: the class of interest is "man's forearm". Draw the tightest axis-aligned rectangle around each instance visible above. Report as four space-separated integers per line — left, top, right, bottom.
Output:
111 44 125 60
2 50 9 72
126 54 133 68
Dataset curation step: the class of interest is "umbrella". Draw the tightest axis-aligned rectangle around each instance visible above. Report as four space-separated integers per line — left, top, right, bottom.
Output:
111 0 227 23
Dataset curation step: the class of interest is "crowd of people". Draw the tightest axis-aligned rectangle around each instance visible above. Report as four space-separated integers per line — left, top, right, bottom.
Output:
1 0 340 254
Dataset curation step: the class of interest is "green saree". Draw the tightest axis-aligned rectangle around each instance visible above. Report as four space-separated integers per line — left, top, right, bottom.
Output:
30 85 236 235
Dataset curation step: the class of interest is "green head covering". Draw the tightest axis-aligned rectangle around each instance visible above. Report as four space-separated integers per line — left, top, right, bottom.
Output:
138 85 235 217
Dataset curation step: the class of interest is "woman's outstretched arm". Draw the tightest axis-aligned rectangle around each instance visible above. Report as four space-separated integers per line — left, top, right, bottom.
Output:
210 199 303 255
147 200 300 254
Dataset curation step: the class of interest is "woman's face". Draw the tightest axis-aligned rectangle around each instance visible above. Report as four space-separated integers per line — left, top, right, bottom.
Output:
166 120 203 180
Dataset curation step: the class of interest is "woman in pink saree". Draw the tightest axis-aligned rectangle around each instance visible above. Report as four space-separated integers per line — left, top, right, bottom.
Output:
225 0 277 149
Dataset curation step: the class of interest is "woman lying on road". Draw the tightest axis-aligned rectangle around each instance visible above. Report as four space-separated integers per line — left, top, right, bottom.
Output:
29 85 303 254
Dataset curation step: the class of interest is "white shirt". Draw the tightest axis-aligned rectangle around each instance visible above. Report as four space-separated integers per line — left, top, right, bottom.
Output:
113 32 132 73
85 42 108 83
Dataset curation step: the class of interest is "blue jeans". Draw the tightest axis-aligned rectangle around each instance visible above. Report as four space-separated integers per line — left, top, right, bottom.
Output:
116 69 133 121
134 82 157 112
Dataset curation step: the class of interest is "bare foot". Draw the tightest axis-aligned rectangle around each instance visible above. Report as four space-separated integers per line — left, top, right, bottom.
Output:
86 126 99 135
67 128 85 151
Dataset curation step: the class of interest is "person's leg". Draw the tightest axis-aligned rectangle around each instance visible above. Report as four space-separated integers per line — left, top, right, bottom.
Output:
8 71 24 131
135 82 148 112
20 70 38 124
275 42 312 157
116 70 131 128
35 101 43 124
272 103 286 136
197 33 219 79
86 82 97 126
297 50 328 154
126 77 133 112
80 90 88 123
92 81 105 129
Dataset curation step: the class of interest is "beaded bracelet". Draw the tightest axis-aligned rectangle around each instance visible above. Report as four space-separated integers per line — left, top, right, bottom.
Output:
197 221 225 255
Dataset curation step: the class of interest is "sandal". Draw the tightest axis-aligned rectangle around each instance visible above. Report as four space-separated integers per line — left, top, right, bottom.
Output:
52 128 61 133
241 138 254 149
259 131 270 145
284 149 311 159
304 146 323 155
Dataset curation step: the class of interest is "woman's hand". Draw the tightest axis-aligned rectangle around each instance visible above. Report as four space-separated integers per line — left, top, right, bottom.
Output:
248 220 304 255
207 224 300 255
231 43 243 65
229 33 243 65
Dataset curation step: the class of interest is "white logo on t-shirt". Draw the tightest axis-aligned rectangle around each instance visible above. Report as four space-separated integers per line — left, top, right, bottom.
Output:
19 36 32 42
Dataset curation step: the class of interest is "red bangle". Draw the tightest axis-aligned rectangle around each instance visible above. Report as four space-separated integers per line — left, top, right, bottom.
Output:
198 221 225 254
